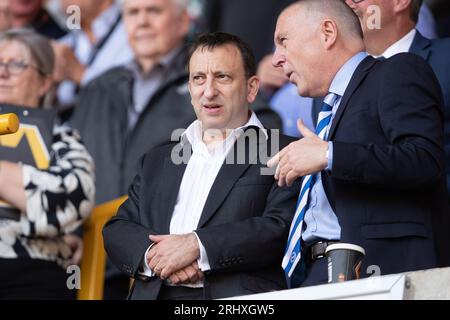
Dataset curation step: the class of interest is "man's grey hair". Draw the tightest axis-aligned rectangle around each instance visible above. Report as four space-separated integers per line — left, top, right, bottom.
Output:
295 0 364 40
120 0 189 13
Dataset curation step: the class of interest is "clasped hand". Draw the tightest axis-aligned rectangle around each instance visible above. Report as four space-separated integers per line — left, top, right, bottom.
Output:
146 233 204 285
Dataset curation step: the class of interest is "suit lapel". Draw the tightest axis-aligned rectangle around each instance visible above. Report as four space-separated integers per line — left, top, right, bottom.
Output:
197 128 266 228
409 31 431 61
328 57 377 140
158 145 191 233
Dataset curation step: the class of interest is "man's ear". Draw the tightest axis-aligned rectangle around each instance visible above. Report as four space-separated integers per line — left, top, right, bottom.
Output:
392 0 412 16
320 19 338 50
247 76 260 104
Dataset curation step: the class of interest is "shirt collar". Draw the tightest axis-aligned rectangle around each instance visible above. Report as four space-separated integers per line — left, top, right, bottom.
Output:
378 29 416 59
181 112 268 147
329 51 369 97
126 45 183 78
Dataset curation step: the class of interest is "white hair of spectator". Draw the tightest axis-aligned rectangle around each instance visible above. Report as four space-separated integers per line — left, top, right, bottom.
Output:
119 0 189 12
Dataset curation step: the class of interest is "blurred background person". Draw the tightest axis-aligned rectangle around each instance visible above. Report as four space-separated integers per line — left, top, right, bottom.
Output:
9 0 67 39
0 0 12 32
52 0 133 120
0 29 95 299
345 0 450 207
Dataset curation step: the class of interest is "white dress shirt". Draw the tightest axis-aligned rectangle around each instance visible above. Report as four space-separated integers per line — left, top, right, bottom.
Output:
142 112 267 287
378 29 416 58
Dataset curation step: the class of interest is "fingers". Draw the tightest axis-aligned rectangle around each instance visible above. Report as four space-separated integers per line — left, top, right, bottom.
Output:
183 264 200 283
168 273 182 285
172 269 190 284
160 262 177 280
267 152 280 168
149 234 169 243
166 263 203 285
285 170 301 187
297 119 316 138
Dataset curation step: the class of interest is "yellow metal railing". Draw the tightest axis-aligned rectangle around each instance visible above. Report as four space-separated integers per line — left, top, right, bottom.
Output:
77 196 127 300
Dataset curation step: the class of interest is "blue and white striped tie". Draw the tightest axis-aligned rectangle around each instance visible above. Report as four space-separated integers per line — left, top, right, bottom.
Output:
282 92 339 278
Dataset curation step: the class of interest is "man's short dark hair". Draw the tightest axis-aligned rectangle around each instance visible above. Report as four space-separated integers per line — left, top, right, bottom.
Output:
188 32 257 79
410 0 423 23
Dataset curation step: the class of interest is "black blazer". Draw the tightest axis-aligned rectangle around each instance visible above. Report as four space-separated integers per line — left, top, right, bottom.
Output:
322 54 450 276
410 31 450 197
103 129 300 299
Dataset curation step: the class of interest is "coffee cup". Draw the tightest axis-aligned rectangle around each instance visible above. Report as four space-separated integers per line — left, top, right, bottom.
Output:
325 243 365 283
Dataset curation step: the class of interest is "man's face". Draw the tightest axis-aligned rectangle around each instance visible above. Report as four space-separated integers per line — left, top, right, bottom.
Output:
188 44 259 131
123 0 189 61
10 0 43 17
345 0 393 35
272 6 325 97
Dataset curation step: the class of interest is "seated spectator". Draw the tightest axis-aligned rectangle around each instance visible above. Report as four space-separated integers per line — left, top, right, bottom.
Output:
0 29 95 299
70 0 195 300
103 32 299 300
10 0 67 39
70 0 282 300
52 0 133 117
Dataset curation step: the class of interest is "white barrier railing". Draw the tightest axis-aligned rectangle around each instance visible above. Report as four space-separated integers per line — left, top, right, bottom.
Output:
224 267 450 300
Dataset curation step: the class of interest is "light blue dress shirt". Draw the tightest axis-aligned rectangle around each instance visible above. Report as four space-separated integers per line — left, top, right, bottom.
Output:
270 83 315 137
302 51 369 245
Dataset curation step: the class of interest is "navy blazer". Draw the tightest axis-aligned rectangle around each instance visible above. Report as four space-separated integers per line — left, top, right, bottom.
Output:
321 54 450 276
410 31 450 193
314 32 450 194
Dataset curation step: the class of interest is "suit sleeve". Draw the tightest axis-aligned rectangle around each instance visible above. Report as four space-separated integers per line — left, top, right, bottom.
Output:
195 180 299 272
332 54 445 189
102 154 155 278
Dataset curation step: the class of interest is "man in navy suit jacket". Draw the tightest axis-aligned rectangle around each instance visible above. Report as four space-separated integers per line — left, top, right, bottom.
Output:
346 0 450 199
270 0 450 287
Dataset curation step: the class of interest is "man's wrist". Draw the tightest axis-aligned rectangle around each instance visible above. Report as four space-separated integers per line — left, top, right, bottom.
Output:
188 233 201 259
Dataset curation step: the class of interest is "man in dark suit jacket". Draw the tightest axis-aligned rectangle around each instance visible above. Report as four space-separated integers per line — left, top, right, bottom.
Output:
345 0 450 198
103 32 299 300
270 0 450 287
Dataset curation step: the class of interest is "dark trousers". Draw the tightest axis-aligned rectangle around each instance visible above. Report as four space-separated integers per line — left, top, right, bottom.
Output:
158 284 204 300
291 249 329 288
0 258 77 300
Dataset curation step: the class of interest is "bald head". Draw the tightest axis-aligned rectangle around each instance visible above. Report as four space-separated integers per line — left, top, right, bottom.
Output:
273 0 365 97
291 0 363 40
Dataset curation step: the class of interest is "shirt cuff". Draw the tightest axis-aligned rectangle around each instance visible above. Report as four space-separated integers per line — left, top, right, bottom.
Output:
194 232 211 272
140 244 155 277
326 142 333 171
